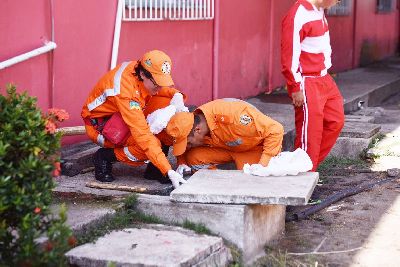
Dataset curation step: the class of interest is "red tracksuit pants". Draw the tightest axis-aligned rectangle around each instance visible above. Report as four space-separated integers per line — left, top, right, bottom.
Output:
294 74 344 171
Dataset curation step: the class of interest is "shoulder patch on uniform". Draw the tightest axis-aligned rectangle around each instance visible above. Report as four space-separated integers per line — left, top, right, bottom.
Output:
240 114 252 125
129 100 141 110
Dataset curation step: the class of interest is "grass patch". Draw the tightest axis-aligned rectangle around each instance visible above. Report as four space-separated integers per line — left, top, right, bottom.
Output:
182 220 212 235
75 194 217 247
360 133 386 159
76 194 161 245
317 156 367 177
255 248 321 267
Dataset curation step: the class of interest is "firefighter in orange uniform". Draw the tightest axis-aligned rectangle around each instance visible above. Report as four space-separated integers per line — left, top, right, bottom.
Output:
81 50 186 188
165 99 284 173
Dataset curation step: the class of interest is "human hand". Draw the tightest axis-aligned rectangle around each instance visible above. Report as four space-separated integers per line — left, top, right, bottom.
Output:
176 164 191 176
291 91 304 107
167 170 187 188
170 93 189 112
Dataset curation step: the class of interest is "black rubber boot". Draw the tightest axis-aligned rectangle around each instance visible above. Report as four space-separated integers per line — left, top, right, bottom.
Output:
144 145 171 184
93 148 117 183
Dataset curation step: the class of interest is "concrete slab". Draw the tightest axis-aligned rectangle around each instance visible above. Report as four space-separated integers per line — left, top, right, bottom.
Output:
135 194 285 264
170 170 319 205
329 136 372 159
65 224 232 267
51 201 115 234
61 141 99 176
340 122 381 138
345 115 375 123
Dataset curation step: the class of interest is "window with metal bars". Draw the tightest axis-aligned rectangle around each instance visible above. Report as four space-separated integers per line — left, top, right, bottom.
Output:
326 0 352 16
123 0 214 21
376 0 393 13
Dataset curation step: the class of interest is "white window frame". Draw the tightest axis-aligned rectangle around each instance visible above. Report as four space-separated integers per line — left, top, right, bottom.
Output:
123 0 214 21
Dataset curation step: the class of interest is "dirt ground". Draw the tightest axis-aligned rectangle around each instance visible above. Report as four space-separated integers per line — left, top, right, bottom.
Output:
254 94 400 267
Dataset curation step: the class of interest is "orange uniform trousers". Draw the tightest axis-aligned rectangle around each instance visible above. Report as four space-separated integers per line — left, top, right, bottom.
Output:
184 146 264 171
86 94 173 167
294 74 344 171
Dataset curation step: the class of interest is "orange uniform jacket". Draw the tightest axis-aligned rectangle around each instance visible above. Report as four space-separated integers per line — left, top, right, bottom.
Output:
81 61 179 175
196 99 284 166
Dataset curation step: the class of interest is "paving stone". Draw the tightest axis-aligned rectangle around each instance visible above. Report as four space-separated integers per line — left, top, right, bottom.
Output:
65 224 232 267
387 168 400 177
170 170 319 205
340 122 380 138
61 146 98 176
345 115 375 123
136 194 285 264
51 202 115 234
329 136 372 158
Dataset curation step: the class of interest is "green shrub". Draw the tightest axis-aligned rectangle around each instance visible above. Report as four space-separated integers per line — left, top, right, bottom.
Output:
0 84 73 266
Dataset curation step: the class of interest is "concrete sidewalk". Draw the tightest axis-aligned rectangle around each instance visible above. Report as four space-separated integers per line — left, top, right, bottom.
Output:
247 56 400 151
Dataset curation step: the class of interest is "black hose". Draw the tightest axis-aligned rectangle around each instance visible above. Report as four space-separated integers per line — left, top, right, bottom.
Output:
286 177 397 222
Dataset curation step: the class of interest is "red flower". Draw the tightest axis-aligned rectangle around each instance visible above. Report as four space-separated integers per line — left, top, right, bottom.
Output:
53 161 61 177
45 120 57 134
45 241 53 251
68 236 78 247
34 207 41 214
48 108 70 122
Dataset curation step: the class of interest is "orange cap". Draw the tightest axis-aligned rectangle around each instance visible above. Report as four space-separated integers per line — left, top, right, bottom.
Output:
166 112 194 156
141 50 174 87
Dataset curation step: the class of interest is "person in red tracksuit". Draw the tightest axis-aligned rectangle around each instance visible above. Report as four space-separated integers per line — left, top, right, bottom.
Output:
281 0 344 171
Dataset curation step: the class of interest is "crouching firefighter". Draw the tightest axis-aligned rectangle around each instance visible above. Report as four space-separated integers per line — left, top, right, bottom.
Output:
81 50 187 188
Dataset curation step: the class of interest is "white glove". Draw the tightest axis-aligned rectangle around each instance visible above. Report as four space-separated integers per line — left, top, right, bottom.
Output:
170 93 189 112
176 164 191 176
167 170 187 189
146 105 177 134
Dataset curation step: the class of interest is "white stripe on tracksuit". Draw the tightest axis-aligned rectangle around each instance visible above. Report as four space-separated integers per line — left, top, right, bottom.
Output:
300 78 308 152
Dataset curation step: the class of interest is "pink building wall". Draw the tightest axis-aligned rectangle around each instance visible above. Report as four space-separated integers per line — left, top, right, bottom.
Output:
0 0 399 145
0 0 52 109
352 0 399 66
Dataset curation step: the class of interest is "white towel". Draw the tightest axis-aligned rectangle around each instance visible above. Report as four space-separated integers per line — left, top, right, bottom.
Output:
146 105 177 134
170 93 189 112
243 148 313 176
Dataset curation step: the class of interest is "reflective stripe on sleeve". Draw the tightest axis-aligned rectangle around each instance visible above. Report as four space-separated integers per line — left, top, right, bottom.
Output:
87 62 130 111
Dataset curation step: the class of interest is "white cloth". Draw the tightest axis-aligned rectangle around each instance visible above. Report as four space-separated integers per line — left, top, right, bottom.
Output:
146 105 177 134
170 93 189 112
146 93 189 134
243 148 313 176
168 170 187 188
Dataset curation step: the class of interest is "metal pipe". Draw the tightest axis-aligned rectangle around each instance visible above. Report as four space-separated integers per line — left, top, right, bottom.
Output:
0 42 57 70
352 0 358 68
267 0 275 93
111 0 123 69
212 0 220 100
286 176 396 222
